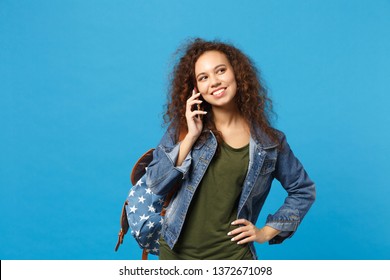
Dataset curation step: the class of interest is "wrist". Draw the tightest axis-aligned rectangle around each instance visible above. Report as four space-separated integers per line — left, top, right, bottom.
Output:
256 226 281 243
264 226 281 239
183 132 199 144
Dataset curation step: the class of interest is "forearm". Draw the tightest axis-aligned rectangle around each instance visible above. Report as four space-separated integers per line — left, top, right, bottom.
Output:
176 134 198 167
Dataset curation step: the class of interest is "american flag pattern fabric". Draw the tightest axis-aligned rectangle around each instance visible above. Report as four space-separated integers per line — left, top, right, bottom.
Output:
125 174 165 256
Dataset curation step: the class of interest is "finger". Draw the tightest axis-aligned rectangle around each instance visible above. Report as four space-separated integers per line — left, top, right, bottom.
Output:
228 226 246 236
230 230 254 243
231 219 250 226
190 90 201 97
188 111 207 120
228 220 255 236
193 87 201 94
189 92 201 100
187 100 203 108
228 225 254 237
228 226 253 239
186 98 202 111
231 230 250 240
191 109 207 115
236 236 255 245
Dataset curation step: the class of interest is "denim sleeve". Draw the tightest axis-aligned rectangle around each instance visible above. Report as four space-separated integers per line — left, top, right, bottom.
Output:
265 132 316 244
145 128 192 196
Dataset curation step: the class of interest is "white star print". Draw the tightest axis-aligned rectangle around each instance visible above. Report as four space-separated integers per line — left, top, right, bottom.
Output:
138 196 146 203
139 214 149 221
148 205 156 213
125 175 169 255
146 221 155 229
129 205 137 213
136 179 143 187
145 188 152 194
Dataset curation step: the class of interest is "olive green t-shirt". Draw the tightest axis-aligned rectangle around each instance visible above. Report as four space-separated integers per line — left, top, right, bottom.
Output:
159 141 253 260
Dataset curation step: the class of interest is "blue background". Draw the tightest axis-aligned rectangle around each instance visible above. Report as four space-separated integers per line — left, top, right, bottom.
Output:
1 0 389 260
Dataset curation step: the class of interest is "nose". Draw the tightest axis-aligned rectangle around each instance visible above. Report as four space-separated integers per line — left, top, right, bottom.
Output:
210 74 221 88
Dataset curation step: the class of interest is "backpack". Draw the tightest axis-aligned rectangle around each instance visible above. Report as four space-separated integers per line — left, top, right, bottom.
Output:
114 148 178 259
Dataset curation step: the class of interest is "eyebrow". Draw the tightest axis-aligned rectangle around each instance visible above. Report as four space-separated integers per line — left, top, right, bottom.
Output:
196 64 226 79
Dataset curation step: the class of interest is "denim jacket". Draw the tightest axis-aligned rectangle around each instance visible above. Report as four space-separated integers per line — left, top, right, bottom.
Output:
146 126 316 259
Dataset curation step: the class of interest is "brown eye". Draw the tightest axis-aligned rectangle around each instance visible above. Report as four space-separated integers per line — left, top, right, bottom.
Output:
217 68 226 74
198 75 207 82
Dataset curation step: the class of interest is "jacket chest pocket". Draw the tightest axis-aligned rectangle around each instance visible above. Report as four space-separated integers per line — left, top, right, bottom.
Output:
260 158 276 175
258 147 277 175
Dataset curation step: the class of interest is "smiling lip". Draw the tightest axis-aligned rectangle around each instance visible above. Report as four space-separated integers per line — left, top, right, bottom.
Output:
211 87 227 97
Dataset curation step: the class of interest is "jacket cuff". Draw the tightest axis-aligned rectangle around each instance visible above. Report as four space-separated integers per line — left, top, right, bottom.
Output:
166 143 192 176
265 212 300 244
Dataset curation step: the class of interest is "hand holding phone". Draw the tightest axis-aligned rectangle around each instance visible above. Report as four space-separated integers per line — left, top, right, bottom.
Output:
193 87 203 119
185 87 206 139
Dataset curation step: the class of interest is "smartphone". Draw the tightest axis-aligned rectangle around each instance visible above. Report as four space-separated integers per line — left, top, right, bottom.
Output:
194 87 203 120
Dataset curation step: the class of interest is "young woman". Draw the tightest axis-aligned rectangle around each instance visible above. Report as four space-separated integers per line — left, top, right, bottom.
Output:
145 38 316 260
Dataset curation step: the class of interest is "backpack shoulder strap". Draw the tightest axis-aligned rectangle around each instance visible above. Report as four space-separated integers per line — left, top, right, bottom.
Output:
114 200 129 252
130 148 155 185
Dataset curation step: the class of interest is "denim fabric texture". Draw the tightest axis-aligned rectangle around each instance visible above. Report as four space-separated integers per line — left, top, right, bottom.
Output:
145 126 316 259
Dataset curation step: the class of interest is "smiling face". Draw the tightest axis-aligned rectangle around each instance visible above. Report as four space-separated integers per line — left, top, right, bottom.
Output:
194 50 237 109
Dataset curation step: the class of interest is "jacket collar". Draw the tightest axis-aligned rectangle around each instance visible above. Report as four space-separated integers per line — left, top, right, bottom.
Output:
250 126 279 149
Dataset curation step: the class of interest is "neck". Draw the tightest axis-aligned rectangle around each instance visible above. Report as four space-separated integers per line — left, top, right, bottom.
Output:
212 104 243 129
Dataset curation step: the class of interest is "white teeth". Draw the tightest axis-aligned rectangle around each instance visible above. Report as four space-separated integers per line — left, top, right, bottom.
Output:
213 88 225 95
